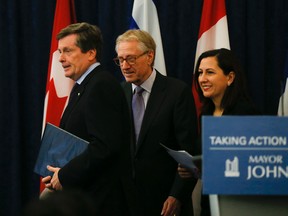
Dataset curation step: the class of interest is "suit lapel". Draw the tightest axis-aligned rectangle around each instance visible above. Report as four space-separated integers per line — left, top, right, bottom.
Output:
60 84 84 128
122 73 167 154
122 83 133 114
136 72 166 152
60 66 100 128
122 83 137 155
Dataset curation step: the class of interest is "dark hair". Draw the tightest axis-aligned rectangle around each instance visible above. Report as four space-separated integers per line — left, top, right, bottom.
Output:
194 48 250 113
57 22 103 61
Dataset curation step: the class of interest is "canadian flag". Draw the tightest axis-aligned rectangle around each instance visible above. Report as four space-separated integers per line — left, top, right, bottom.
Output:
40 0 76 191
192 0 230 118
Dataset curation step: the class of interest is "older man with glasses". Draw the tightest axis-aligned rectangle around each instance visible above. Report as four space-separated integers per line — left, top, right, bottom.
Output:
114 29 198 216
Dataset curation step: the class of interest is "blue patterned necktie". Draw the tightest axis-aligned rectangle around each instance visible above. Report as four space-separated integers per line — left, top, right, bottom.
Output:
132 86 145 144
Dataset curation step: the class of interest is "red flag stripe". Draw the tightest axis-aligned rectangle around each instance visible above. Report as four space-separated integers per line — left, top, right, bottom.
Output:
46 0 76 90
44 0 76 126
198 0 227 39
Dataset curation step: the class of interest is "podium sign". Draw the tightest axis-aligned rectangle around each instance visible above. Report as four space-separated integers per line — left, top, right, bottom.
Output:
202 116 288 195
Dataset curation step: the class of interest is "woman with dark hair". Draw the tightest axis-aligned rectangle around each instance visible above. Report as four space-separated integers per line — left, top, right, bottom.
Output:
194 48 259 117
179 48 261 216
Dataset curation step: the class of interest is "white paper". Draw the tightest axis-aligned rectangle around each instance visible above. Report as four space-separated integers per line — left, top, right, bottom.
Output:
160 143 201 173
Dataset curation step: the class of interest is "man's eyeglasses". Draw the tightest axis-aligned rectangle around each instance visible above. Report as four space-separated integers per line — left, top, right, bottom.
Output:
113 51 148 66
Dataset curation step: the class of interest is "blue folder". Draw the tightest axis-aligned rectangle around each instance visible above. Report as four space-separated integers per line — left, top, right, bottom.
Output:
34 123 89 177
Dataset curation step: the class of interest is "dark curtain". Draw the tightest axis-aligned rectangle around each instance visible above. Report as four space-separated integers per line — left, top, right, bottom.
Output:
0 0 287 215
0 1 55 216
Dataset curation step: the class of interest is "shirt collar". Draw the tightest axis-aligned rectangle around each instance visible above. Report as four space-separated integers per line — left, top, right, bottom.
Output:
76 62 100 85
132 68 156 93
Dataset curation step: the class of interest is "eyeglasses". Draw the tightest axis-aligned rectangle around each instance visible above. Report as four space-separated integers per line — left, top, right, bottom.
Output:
113 51 148 66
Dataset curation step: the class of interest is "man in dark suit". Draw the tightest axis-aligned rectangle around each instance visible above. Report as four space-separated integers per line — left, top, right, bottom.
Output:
42 22 132 216
114 29 198 216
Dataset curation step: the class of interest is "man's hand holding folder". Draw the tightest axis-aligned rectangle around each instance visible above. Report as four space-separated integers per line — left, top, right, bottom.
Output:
34 123 89 177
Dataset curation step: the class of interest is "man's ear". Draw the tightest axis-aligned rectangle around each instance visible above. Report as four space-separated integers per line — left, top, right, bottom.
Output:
147 50 154 66
88 49 97 60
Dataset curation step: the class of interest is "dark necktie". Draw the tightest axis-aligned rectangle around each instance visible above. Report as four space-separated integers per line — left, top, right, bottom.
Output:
132 86 145 144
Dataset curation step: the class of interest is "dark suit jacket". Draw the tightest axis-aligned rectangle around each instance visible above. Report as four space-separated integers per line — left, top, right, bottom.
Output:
58 65 132 216
122 72 198 216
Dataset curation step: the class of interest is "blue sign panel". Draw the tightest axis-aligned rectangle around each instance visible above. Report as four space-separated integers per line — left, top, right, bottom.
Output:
202 116 288 195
